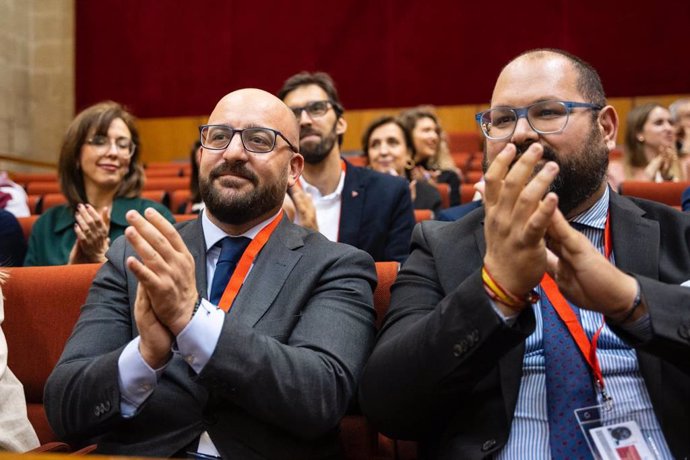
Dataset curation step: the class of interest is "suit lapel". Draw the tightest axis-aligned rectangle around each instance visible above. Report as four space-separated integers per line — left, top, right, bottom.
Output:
227 218 304 327
179 215 209 298
473 212 528 419
608 192 660 278
339 161 365 246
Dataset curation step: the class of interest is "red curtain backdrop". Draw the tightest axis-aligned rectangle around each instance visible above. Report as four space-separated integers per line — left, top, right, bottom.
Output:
76 0 690 118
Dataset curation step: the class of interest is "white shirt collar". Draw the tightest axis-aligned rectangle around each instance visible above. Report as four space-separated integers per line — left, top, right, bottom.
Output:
201 208 281 251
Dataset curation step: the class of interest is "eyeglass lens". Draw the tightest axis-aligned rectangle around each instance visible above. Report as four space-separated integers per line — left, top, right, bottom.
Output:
201 126 277 153
481 101 570 139
291 101 330 119
88 135 134 155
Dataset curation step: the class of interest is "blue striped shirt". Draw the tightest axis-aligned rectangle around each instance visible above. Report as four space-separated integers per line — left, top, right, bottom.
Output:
497 188 672 459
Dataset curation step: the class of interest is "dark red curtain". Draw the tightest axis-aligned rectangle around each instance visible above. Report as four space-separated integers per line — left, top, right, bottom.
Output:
76 0 690 118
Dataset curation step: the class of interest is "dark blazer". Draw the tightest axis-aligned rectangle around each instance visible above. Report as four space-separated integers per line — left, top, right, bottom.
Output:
359 192 690 459
0 209 26 267
435 200 482 222
45 215 377 459
339 161 415 263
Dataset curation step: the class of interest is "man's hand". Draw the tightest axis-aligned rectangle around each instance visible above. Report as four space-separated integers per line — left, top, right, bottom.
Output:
482 143 560 312
134 284 173 368
125 208 198 336
288 185 319 231
68 204 110 264
546 207 642 321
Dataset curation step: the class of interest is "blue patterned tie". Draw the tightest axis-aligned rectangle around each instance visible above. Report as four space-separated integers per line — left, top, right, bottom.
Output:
209 236 251 305
541 291 597 459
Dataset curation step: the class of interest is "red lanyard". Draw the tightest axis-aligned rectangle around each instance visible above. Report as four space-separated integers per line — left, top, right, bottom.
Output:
541 213 612 398
217 211 283 312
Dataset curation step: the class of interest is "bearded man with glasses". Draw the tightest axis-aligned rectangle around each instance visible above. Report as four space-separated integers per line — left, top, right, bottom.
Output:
278 71 415 264
46 89 377 459
360 49 690 459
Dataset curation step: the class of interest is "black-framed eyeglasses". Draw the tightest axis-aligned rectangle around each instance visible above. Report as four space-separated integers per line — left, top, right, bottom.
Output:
199 125 299 154
85 135 136 158
475 100 603 140
289 100 334 119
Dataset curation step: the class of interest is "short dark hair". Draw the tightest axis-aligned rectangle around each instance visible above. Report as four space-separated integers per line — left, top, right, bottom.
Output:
277 71 344 117
58 101 144 209
361 116 415 157
508 48 607 108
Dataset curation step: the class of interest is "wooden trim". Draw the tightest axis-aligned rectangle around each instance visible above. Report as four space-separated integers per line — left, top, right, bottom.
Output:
0 153 57 169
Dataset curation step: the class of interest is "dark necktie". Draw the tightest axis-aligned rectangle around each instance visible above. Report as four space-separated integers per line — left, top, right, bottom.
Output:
541 291 598 459
209 236 251 305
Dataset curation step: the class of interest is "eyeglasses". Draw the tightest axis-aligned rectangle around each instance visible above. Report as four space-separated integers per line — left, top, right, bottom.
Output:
85 135 136 158
475 100 603 140
289 100 333 119
199 125 299 154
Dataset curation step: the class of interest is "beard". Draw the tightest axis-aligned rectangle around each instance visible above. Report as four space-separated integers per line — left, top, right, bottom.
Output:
484 124 609 215
299 120 338 164
199 160 287 225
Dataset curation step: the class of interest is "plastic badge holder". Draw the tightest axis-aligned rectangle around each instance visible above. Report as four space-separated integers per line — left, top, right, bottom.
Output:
574 399 664 460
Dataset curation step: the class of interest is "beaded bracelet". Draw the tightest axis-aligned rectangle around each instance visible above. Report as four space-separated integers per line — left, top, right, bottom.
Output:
612 283 642 325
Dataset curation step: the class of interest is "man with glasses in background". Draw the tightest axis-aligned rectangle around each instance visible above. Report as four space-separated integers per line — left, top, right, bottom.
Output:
278 72 415 263
46 89 377 459
360 49 690 459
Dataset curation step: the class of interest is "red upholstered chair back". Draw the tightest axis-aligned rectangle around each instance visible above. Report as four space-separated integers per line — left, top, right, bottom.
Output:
619 180 690 208
2 263 101 443
434 182 450 209
414 209 433 223
373 261 398 330
17 215 40 241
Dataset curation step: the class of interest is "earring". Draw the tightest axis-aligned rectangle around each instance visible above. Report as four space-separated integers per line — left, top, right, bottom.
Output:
405 158 415 170
637 136 645 143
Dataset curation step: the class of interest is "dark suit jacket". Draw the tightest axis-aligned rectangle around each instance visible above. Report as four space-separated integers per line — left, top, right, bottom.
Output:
0 209 26 267
339 161 415 263
435 200 482 222
45 215 377 459
359 192 690 459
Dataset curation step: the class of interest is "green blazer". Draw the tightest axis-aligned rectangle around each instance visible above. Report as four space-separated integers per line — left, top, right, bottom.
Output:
24 197 174 266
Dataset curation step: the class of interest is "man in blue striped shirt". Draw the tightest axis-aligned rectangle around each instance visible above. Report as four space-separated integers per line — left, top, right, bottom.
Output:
360 48 690 459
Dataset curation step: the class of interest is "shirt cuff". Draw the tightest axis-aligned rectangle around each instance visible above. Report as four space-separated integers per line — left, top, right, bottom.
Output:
174 298 225 374
616 312 652 340
489 299 520 326
117 337 167 417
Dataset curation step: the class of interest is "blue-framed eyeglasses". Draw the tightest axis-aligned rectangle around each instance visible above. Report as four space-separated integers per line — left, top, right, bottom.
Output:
475 100 603 140
199 125 299 154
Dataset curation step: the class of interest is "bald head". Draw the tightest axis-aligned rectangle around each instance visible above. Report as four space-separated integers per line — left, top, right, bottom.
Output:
495 48 606 108
209 88 299 148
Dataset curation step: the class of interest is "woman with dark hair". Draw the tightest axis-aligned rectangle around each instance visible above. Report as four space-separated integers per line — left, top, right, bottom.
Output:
25 101 174 266
608 103 687 190
399 106 462 206
362 116 442 214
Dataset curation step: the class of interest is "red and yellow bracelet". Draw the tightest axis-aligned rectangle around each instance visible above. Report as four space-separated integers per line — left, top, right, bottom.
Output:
482 265 539 309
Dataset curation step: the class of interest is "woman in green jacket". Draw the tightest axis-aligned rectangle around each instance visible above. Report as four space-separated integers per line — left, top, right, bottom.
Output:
25 102 174 266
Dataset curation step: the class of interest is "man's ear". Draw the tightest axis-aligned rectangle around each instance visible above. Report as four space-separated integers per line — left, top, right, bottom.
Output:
336 116 348 136
288 153 304 187
196 146 203 165
598 105 619 152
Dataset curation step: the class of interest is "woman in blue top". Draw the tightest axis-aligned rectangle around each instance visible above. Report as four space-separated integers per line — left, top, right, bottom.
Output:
25 101 174 266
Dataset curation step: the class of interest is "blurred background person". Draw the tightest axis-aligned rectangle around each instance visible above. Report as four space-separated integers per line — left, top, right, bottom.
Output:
670 98 690 155
177 140 203 214
399 106 462 206
24 101 174 266
362 116 441 215
608 102 686 190
0 172 30 218
0 270 39 451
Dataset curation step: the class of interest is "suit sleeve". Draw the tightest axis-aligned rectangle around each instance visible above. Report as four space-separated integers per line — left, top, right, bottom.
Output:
195 246 377 439
359 222 535 439
383 179 415 263
44 237 135 442
611 275 690 373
